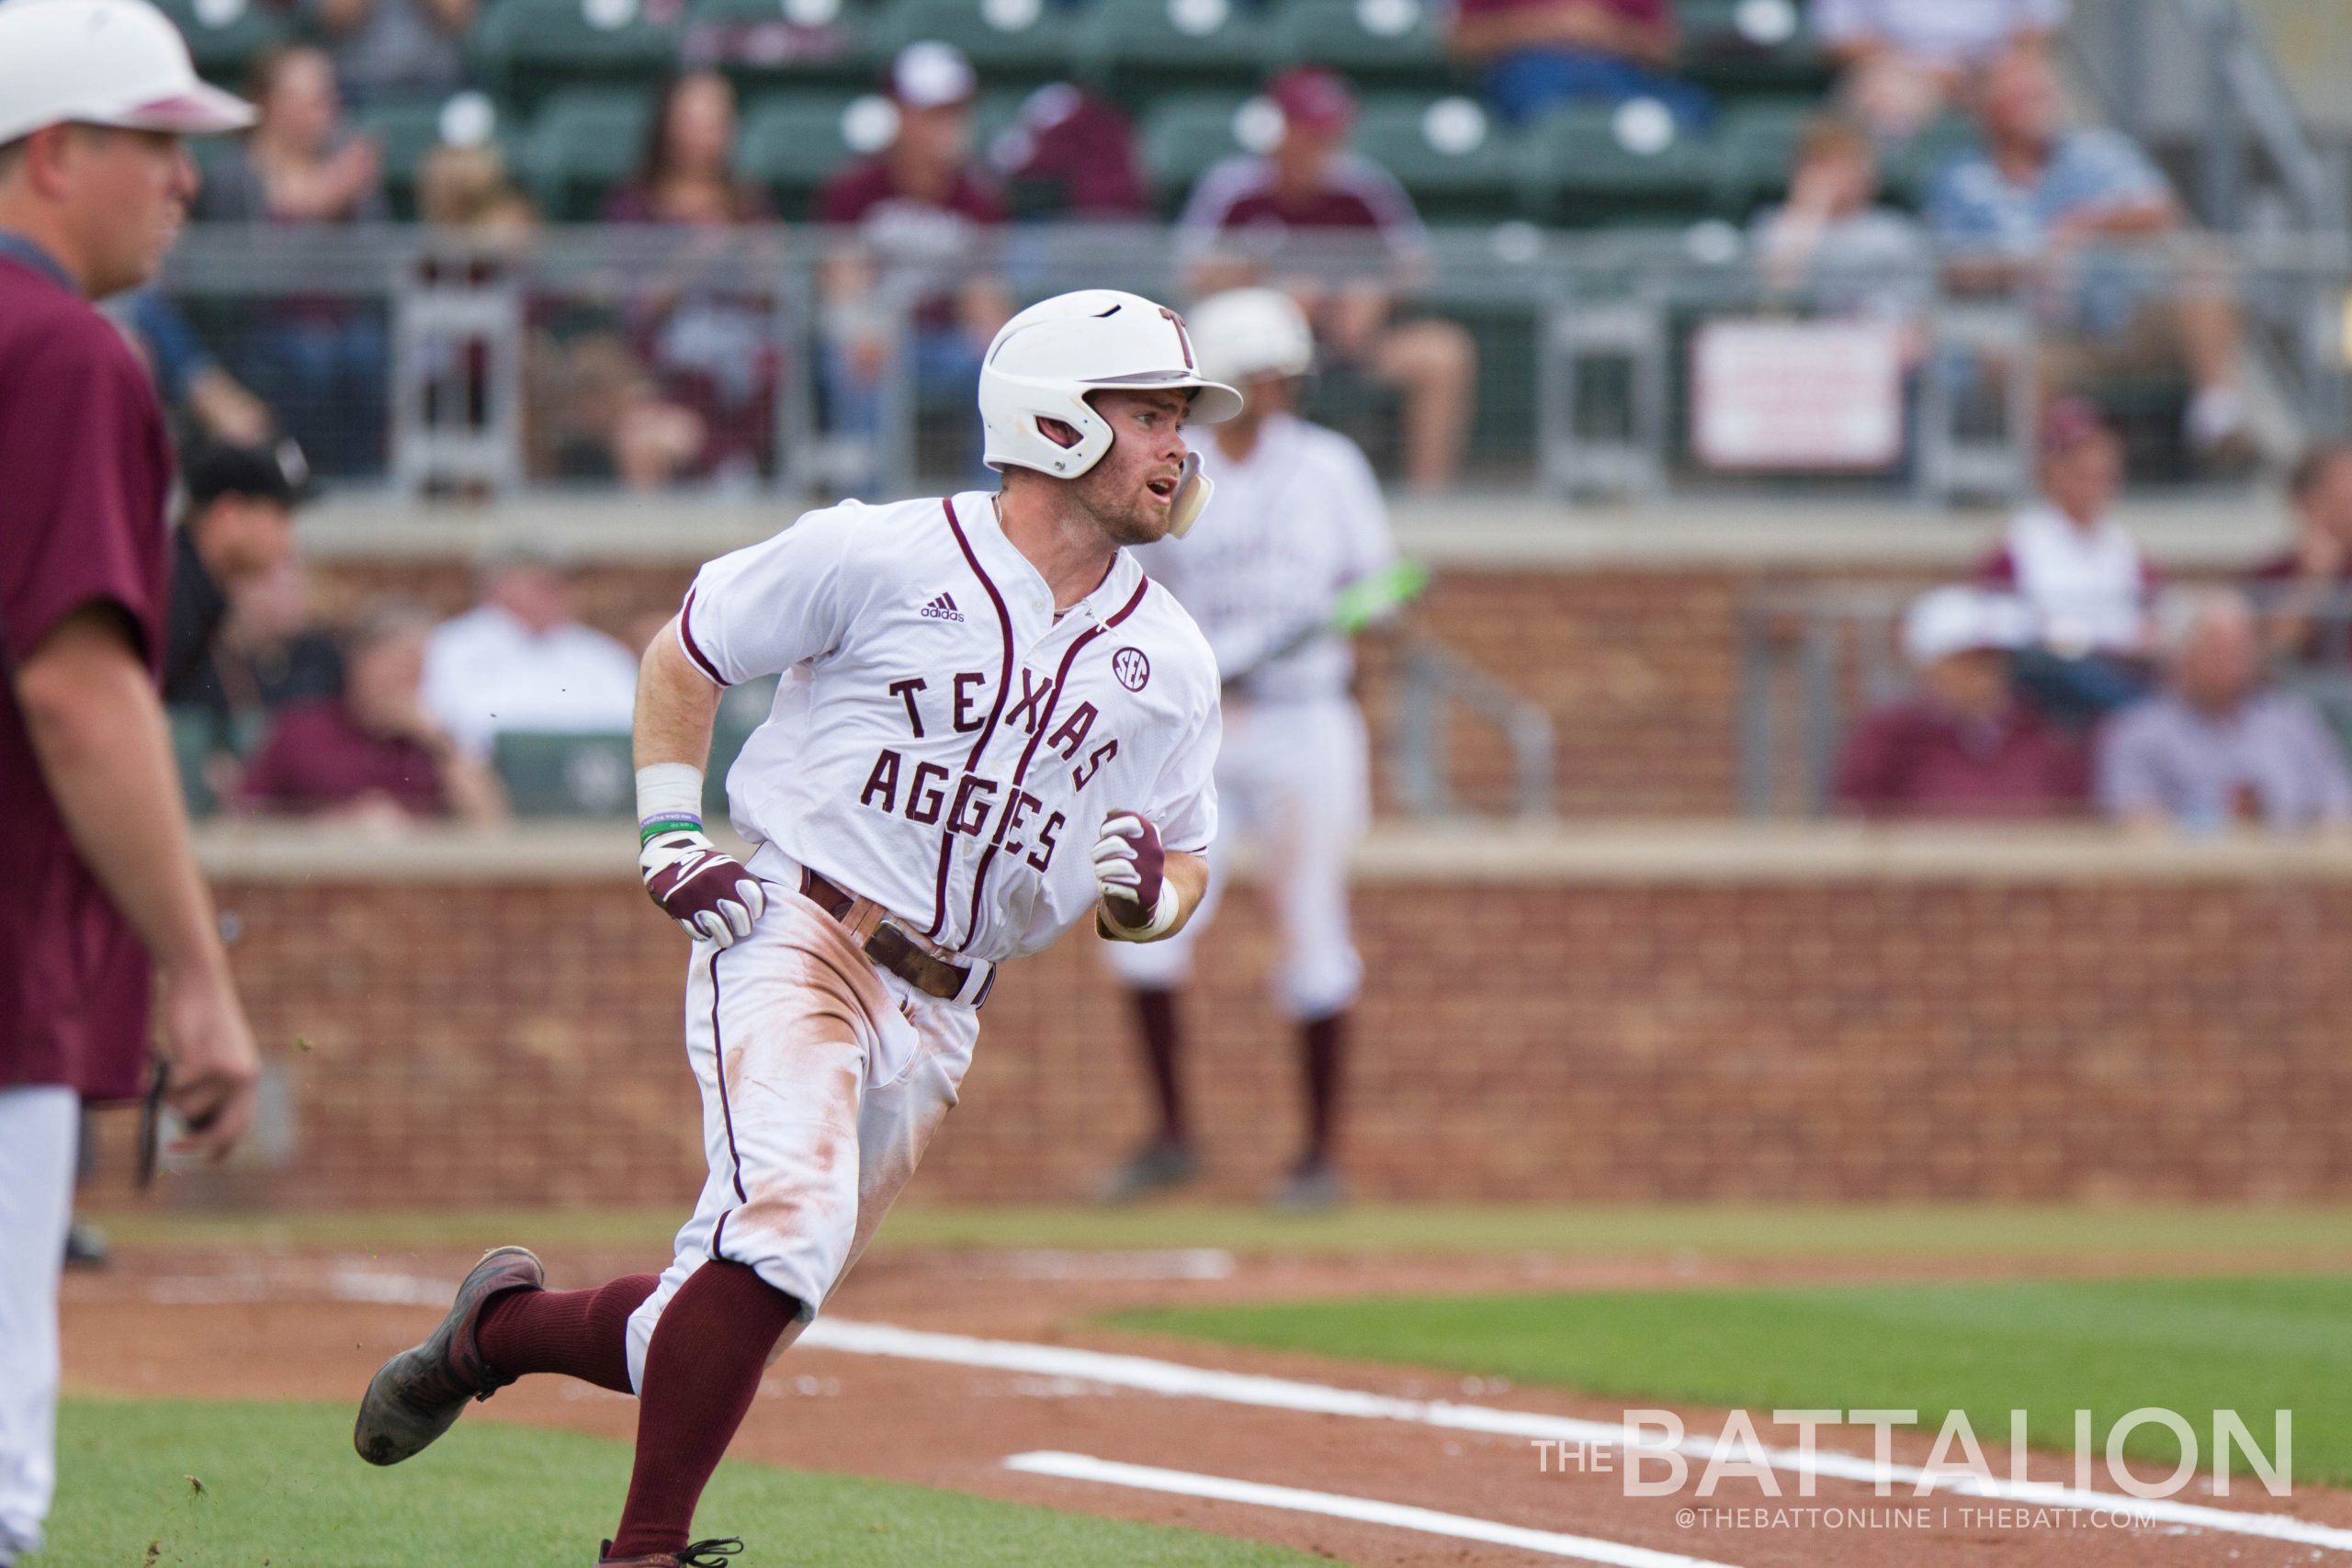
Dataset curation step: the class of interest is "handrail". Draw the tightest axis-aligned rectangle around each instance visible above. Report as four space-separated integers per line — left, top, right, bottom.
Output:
1387 631 1555 822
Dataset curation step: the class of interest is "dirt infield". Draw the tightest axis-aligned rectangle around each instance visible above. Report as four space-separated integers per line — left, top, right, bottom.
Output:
59 1243 2352 1568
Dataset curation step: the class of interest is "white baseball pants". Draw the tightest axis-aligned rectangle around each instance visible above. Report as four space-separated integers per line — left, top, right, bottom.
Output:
626 874 979 1392
0 1086 76 1565
1102 695 1368 1020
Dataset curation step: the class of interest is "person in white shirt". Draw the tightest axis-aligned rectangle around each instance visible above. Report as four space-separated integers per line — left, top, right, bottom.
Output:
1980 397 2154 720
1099 288 1400 1213
420 542 641 756
354 289 1235 1568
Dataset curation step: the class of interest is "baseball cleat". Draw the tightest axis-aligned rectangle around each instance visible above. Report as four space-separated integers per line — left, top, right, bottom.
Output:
1093 1136 1198 1203
599 1537 743 1566
1269 1160 1347 1213
354 1245 542 1466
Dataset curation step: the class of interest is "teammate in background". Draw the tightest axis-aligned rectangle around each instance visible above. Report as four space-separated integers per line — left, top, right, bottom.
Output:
0 6 264 1564
355 290 1236 1567
1098 288 1402 1213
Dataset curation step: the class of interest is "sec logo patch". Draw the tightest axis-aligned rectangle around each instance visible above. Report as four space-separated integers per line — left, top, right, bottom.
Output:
1111 647 1150 692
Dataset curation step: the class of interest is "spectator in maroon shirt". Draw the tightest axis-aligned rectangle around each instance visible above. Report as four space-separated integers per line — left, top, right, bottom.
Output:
1178 69 1476 491
988 82 1149 220
2246 443 2352 659
815 41 1013 489
235 601 505 826
1446 0 1707 130
1833 585 2089 818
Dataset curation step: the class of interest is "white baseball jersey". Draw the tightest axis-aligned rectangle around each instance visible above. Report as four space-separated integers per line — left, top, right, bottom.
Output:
1129 412 1396 704
678 490 1221 964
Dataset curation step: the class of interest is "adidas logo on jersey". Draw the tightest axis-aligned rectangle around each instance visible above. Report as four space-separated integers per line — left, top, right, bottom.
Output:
919 592 966 622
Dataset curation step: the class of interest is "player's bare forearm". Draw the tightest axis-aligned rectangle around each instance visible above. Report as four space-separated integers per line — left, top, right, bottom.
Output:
1159 851 1209 937
635 615 725 771
16 604 232 986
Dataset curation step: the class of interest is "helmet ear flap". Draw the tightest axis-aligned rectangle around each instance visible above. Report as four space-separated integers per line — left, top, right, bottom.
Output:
1167 452 1212 538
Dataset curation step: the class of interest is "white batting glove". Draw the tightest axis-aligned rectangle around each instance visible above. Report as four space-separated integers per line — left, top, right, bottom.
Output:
1093 809 1179 941
639 826 766 946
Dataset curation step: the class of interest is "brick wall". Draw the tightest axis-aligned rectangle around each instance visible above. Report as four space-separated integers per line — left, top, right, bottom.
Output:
117 858 2352 1208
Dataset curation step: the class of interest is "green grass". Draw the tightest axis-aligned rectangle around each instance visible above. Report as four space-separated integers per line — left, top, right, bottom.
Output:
1118 1275 2352 1486
89 1201 2352 1262
44 1398 1318 1567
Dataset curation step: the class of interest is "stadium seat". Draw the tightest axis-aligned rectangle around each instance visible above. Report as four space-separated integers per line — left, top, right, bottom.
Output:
518 90 654 220
684 0 883 94
1517 102 1726 227
151 0 288 88
357 94 520 221
471 0 685 112
1136 92 1264 213
1076 0 1271 108
872 0 1076 87
736 91 878 218
1676 0 1831 95
492 730 637 816
702 676 776 818
1351 94 1518 223
1883 111 1981 212
168 708 220 819
1270 0 1450 88
1709 97 1814 219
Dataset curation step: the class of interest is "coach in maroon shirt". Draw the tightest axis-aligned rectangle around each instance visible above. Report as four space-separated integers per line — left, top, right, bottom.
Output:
1834 585 2089 819
0 0 261 1557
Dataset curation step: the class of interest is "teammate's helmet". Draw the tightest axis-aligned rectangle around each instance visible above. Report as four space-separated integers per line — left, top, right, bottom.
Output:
978 289 1243 482
1185 288 1316 388
0 0 255 147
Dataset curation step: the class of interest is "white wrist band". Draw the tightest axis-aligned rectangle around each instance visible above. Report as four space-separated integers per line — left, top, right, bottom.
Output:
1108 881 1182 942
636 763 706 832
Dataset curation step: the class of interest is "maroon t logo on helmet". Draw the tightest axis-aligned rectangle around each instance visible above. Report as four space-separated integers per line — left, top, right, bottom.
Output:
1159 307 1195 371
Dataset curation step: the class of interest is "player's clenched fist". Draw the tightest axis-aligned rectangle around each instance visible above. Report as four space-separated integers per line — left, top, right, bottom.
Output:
639 826 767 946
1093 809 1179 941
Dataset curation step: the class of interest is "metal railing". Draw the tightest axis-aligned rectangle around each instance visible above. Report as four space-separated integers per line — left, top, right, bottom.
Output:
1387 632 1555 821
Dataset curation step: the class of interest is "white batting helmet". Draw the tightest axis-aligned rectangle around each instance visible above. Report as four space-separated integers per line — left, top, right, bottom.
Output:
980 289 1242 478
0 0 255 147
1185 288 1315 387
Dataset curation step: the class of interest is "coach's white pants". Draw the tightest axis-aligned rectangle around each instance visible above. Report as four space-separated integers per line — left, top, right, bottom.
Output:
0 1087 76 1564
1103 696 1368 1020
626 882 979 1393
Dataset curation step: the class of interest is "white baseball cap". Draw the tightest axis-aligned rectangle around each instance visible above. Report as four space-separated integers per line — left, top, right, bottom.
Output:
0 0 256 148
1903 585 2031 666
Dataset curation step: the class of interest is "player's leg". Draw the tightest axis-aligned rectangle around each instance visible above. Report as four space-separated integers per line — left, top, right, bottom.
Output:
1265 703 1372 1209
0 1086 77 1568
1095 846 1227 1201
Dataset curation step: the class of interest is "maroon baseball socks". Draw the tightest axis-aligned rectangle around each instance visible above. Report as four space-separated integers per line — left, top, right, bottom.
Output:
1297 1010 1346 1173
1132 986 1189 1146
476 1274 659 1394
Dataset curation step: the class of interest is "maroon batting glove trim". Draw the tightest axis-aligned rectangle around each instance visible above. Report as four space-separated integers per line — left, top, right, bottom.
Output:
1097 810 1165 930
475 1274 657 1394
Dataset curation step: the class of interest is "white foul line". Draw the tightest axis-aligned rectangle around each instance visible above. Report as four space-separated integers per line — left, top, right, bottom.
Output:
1004 1450 1745 1568
798 1318 2352 1555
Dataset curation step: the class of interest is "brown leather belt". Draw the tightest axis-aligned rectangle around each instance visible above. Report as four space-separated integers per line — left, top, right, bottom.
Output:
798 867 992 1007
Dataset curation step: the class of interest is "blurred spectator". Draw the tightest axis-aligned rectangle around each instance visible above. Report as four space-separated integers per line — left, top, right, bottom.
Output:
816 42 1012 489
205 553 346 723
2246 443 2352 657
1833 585 2086 818
1178 69 1476 492
200 47 390 476
417 141 537 246
1446 0 1705 130
164 441 314 707
1928 50 2251 465
1752 117 1931 322
2097 589 2352 832
237 602 506 825
421 542 639 756
989 83 1149 219
1981 398 2153 719
602 72 783 487
107 289 277 447
305 0 475 105
1815 0 2065 141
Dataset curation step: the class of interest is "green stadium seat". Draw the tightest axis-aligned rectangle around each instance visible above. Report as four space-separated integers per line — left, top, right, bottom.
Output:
168 708 222 819
702 675 777 818
736 92 878 218
152 0 288 89
1517 103 1726 227
492 730 637 816
684 0 884 94
519 90 653 220
1136 92 1263 211
356 94 521 221
1676 0 1831 95
1271 0 1449 87
1709 97 1814 219
1351 94 1517 223
872 0 1076 86
471 0 684 112
1076 0 1271 107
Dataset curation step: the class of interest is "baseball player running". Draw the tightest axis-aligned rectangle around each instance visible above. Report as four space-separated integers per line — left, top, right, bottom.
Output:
1097 288 1403 1213
0 6 263 1563
355 289 1236 1566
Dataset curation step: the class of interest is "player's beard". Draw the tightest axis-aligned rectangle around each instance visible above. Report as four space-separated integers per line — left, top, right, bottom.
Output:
1069 455 1172 548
